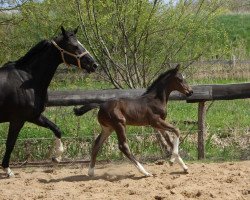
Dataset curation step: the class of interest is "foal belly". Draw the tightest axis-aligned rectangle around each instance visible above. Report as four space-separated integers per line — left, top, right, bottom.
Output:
125 116 150 126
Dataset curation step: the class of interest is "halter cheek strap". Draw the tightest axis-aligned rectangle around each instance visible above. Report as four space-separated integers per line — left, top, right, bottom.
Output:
51 40 89 68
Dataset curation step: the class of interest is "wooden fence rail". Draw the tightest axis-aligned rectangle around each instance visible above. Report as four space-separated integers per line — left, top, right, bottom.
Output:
47 83 250 159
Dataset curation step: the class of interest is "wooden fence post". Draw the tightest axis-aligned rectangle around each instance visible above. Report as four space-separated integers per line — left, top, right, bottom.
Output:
198 101 206 159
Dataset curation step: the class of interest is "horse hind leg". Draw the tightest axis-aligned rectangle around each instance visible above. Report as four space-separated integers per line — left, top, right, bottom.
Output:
115 123 152 177
2 121 24 178
88 126 113 177
29 115 64 163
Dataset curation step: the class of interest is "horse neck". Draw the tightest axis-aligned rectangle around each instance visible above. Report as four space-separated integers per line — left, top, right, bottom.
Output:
147 83 174 106
28 44 61 92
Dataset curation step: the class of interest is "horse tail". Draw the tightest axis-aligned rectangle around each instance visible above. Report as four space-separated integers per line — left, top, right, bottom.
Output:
73 103 100 116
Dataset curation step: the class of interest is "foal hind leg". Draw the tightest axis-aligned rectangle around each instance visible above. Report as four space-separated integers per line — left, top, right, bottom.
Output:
115 123 152 177
88 126 113 176
2 121 24 177
154 119 188 172
29 115 64 163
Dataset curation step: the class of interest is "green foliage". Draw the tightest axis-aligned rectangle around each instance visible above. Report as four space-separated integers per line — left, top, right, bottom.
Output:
216 13 250 58
0 0 236 89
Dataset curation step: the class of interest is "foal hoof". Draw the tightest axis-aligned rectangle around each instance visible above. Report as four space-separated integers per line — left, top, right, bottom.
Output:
145 173 153 177
88 168 95 177
52 156 61 163
142 171 153 177
169 161 174 166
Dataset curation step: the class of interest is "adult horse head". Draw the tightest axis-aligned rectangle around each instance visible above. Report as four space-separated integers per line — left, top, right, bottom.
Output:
0 26 98 177
52 26 98 72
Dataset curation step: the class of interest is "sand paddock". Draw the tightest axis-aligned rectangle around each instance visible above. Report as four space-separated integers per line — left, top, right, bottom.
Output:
0 160 249 200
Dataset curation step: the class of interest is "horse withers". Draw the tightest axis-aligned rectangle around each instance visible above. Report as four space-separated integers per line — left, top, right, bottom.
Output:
0 26 98 177
74 65 193 177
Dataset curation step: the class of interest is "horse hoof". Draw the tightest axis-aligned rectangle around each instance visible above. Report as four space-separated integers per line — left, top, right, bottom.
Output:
52 157 61 163
169 161 174 166
7 172 15 178
88 168 95 177
183 168 189 174
4 168 15 178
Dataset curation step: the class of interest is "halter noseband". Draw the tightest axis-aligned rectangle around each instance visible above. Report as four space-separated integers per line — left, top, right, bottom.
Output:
51 40 89 68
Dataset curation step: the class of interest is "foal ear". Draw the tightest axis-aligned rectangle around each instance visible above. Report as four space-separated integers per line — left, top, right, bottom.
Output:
74 26 79 34
61 26 67 37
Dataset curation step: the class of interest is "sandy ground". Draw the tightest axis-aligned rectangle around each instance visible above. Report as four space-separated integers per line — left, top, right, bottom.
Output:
0 160 249 200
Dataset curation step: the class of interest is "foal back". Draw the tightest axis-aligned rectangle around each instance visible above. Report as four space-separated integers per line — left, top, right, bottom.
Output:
97 96 166 127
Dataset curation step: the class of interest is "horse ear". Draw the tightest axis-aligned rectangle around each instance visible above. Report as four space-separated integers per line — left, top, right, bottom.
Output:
61 26 67 37
174 64 180 72
74 26 79 34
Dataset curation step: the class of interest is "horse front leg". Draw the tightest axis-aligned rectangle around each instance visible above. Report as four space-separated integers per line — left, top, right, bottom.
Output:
2 121 25 177
154 118 188 173
29 115 64 163
115 122 152 177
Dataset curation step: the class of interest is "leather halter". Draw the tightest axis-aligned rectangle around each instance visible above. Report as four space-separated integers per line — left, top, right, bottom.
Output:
51 40 89 68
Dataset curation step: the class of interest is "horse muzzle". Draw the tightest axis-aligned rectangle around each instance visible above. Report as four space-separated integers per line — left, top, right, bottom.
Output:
186 90 193 97
86 63 98 73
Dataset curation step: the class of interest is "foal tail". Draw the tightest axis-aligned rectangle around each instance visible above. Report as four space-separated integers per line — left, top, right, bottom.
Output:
73 103 100 116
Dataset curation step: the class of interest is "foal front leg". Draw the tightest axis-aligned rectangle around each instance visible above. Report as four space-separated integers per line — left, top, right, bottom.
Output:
155 119 188 173
29 115 64 163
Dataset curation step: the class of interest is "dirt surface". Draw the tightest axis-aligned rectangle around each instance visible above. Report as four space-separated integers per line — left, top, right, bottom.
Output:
0 161 249 200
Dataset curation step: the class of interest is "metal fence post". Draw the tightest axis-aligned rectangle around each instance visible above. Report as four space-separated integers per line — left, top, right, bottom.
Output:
198 101 206 159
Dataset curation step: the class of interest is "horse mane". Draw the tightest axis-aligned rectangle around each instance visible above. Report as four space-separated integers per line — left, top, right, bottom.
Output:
15 40 50 68
143 68 176 95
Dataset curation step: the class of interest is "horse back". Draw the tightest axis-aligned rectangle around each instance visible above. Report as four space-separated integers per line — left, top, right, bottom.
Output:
0 63 41 121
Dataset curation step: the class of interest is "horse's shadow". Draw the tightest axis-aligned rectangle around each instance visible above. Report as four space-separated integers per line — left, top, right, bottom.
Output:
38 173 146 184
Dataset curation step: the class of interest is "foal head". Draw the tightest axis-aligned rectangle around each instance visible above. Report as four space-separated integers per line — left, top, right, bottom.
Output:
52 26 98 73
168 64 193 96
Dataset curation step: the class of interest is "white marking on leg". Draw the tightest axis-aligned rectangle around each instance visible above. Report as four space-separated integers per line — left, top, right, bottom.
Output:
170 155 176 164
171 136 188 172
173 137 179 155
54 138 64 162
135 161 152 177
88 165 95 177
176 156 188 172
4 167 14 178
170 136 179 164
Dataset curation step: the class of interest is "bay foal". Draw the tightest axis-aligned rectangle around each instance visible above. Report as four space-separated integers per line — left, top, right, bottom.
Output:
74 65 193 177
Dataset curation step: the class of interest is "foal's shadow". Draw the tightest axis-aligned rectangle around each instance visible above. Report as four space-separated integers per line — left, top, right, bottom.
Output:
170 171 189 175
38 173 145 184
0 172 6 179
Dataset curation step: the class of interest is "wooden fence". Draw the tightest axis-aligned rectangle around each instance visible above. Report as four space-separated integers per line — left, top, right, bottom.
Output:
47 83 250 159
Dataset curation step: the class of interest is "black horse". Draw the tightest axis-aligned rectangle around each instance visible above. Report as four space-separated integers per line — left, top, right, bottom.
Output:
0 26 98 177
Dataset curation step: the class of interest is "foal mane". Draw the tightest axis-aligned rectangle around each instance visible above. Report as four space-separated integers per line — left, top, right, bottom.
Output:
15 40 50 69
144 68 176 95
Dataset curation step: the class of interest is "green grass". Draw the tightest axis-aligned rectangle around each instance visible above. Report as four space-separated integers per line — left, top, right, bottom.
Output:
217 13 250 56
0 70 249 162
